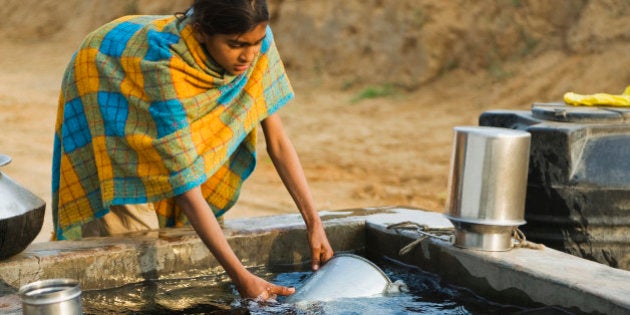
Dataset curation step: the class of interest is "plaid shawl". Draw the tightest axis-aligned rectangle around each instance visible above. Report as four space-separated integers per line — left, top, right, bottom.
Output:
52 15 293 240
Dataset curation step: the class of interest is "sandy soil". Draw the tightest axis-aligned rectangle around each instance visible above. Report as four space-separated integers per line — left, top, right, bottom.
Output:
1 39 460 243
1 3 629 243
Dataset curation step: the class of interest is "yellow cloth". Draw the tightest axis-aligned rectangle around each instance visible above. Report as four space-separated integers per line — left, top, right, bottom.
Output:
564 85 630 107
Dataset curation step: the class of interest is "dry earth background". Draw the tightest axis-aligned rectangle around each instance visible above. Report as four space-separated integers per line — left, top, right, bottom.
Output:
0 0 628 243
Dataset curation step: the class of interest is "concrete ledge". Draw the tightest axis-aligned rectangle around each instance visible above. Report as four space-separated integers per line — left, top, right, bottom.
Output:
365 208 630 315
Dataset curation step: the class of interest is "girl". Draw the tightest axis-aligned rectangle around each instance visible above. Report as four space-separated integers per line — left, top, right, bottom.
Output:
52 0 333 301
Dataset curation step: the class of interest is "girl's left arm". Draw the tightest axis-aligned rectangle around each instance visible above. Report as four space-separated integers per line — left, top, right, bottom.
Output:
261 113 334 270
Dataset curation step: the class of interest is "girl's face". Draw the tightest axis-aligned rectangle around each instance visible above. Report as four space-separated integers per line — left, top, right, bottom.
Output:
195 22 268 75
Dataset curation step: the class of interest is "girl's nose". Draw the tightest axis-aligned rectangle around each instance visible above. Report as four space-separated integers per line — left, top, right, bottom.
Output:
239 46 258 63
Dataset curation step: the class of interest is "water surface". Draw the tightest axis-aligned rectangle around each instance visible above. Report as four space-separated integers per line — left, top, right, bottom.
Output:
82 258 579 314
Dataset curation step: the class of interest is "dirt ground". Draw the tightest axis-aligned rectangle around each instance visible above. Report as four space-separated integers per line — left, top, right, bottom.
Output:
1 1 629 243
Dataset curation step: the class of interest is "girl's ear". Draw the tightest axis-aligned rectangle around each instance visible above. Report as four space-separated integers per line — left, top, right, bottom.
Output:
192 23 206 43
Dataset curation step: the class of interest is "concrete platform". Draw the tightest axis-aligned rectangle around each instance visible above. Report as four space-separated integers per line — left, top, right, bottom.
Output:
0 207 628 314
365 208 630 315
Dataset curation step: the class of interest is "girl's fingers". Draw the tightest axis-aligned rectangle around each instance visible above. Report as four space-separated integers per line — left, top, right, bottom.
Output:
270 285 295 296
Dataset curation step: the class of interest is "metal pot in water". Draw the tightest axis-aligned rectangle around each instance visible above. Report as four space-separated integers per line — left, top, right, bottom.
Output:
445 126 530 251
19 279 82 315
0 154 46 259
284 254 392 304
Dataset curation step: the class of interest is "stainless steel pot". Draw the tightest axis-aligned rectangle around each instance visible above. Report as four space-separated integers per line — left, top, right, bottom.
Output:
445 126 531 251
0 154 46 259
19 279 82 315
284 254 392 304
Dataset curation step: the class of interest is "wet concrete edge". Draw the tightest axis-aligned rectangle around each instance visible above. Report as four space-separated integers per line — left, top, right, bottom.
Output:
365 208 630 315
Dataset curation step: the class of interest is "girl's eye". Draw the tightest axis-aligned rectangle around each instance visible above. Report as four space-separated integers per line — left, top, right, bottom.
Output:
228 41 246 49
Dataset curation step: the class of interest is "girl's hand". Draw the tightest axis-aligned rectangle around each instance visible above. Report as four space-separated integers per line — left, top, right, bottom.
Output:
236 272 295 301
176 188 294 302
308 224 334 271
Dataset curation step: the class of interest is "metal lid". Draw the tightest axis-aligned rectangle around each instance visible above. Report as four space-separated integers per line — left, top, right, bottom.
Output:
453 126 530 138
446 215 526 227
19 279 81 305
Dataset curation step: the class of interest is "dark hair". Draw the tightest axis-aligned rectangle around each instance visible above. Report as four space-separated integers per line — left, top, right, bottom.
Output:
186 0 269 36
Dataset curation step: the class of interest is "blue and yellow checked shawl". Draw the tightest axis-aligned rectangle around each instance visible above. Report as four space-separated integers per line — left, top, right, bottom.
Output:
52 15 293 240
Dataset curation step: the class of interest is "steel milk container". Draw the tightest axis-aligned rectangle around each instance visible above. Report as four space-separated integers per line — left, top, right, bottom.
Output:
445 126 531 251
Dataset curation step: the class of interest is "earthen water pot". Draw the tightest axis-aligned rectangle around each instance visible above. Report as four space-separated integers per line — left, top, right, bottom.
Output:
0 154 45 259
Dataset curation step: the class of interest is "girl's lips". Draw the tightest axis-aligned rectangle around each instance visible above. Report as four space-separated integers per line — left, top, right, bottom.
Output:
234 64 250 72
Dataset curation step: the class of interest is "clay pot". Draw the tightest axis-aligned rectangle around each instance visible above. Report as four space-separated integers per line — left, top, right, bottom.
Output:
0 154 45 259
